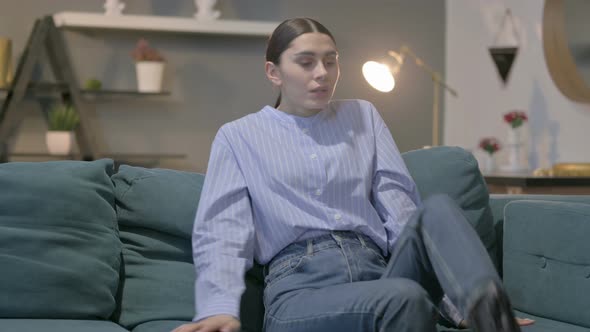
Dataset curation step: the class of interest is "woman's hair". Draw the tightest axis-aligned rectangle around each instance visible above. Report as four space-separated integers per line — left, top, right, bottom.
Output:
266 18 336 108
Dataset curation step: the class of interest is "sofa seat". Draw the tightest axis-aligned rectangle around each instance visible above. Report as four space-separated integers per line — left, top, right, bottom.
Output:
0 319 129 332
516 311 590 332
131 320 191 332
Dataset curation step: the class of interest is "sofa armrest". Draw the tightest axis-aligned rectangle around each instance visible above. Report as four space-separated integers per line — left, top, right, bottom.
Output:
503 200 590 328
489 195 590 276
490 194 590 228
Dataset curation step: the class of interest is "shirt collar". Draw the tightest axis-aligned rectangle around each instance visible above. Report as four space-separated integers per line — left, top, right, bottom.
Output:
261 104 331 128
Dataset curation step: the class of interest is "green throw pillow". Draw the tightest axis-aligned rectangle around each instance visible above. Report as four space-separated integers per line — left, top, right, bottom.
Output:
0 159 120 319
401 146 497 269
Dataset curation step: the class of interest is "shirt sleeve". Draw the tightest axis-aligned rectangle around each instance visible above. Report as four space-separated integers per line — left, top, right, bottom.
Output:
369 103 422 253
192 128 255 322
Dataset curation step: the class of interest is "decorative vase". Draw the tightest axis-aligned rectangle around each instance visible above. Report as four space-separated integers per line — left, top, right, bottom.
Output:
46 131 74 155
483 153 496 173
502 127 528 172
104 0 125 15
194 0 221 20
135 61 164 93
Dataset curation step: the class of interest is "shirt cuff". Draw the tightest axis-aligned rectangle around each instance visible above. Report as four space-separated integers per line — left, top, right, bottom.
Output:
194 296 241 323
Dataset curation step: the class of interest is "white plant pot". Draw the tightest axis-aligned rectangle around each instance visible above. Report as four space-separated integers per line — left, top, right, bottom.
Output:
46 131 74 155
136 61 165 93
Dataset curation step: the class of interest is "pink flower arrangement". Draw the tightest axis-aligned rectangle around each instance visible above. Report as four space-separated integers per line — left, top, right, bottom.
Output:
479 137 501 155
130 38 164 62
503 110 528 129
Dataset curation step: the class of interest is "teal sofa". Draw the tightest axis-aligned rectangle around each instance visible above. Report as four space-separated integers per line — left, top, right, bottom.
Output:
0 146 589 332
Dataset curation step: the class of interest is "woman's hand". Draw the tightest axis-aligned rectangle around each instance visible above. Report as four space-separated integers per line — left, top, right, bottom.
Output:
515 317 535 326
459 317 534 328
171 315 241 332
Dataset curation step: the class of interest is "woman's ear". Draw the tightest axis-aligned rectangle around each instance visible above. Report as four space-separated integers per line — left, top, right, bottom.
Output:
265 61 282 86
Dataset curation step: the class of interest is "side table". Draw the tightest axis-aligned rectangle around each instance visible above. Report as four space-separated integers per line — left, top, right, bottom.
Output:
483 172 590 195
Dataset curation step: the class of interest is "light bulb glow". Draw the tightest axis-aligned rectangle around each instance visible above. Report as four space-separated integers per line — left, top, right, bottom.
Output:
362 61 395 92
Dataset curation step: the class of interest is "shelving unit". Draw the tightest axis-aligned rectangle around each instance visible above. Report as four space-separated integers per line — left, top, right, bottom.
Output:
2 12 277 165
0 15 180 164
52 12 279 36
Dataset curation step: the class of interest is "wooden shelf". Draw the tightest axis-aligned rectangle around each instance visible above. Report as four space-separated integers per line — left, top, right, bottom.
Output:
52 12 279 37
1 83 170 99
484 173 590 195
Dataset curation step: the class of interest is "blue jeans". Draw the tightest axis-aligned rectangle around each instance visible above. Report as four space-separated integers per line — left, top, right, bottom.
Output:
263 194 500 332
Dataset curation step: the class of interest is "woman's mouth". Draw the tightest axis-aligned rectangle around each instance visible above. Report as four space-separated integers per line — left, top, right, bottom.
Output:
310 87 330 97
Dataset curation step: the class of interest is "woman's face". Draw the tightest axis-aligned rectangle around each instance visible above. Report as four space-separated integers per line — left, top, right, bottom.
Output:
266 32 340 116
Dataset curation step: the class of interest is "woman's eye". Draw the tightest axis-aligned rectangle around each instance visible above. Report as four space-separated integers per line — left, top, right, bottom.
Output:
300 62 313 68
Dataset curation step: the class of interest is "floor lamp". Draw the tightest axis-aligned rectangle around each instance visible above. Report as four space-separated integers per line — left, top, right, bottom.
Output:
362 45 458 146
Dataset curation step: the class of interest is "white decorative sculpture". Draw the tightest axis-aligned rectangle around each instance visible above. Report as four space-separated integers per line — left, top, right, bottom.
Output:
104 0 125 16
194 0 221 21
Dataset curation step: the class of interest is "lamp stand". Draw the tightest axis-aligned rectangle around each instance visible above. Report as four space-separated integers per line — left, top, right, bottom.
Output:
395 47 457 146
432 73 441 146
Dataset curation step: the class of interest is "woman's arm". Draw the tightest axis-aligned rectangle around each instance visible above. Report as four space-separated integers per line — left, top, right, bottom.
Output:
368 104 421 250
191 128 256 323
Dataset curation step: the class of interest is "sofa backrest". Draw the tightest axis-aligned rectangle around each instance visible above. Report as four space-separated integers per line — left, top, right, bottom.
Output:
0 159 121 320
110 165 264 332
0 146 494 331
110 165 204 329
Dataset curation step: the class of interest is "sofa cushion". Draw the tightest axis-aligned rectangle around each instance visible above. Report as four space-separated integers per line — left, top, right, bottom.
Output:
111 165 204 328
504 200 590 328
0 159 120 319
0 319 129 332
401 146 497 267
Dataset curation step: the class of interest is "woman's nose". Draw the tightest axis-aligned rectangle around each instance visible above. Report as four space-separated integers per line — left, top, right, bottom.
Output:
314 62 328 79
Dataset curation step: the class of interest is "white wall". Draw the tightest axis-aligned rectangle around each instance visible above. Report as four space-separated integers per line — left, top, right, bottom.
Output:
445 0 590 171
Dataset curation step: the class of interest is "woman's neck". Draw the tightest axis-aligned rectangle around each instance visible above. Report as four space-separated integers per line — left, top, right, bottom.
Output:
277 104 322 118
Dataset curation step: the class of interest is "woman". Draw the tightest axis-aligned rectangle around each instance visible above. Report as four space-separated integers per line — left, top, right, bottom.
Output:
174 18 527 332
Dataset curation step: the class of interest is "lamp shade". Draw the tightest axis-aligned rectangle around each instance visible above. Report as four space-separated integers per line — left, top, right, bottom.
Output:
362 61 395 92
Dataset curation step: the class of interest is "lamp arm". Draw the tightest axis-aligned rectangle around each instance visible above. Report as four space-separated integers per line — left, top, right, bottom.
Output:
397 46 458 97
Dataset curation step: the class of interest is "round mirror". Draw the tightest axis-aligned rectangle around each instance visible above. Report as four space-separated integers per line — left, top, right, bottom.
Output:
543 0 590 103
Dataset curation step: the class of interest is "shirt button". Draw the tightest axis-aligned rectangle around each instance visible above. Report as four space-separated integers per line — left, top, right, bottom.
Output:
334 213 342 220
310 153 318 160
315 189 322 196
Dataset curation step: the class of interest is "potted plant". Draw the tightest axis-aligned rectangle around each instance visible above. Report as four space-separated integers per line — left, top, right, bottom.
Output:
46 104 79 155
502 110 528 172
84 78 102 90
479 137 501 172
131 38 165 93
503 110 528 129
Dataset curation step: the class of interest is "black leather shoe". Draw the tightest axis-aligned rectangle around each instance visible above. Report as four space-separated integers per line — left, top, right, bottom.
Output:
467 281 521 332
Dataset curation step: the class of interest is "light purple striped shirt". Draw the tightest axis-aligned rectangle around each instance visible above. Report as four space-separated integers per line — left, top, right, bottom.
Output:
192 99 421 321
